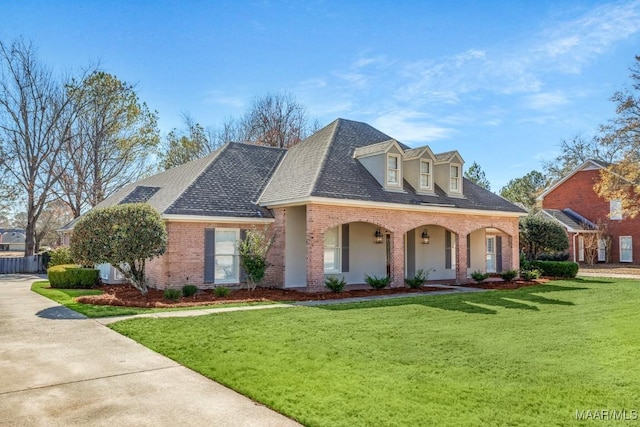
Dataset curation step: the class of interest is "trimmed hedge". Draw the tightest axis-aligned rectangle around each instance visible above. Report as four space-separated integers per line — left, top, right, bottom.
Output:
530 261 579 278
48 264 100 289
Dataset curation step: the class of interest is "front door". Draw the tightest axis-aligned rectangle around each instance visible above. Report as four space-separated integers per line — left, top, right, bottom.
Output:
486 236 496 273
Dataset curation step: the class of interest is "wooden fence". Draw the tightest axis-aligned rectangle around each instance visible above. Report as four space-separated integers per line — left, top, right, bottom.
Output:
0 255 45 274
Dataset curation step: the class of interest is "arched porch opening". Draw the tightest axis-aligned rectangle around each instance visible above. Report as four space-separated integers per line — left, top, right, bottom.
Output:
405 225 458 282
467 226 514 275
322 221 389 285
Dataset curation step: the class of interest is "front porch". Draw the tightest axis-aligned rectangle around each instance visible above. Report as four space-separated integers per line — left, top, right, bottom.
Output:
277 204 520 292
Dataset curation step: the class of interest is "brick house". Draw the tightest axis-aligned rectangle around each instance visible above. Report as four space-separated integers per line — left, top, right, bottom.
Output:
538 159 638 264
63 119 525 291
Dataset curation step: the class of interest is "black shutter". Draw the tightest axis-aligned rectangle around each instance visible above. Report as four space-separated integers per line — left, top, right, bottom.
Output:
204 229 215 283
467 234 471 268
239 229 247 282
406 229 416 278
445 231 452 270
341 224 350 273
496 236 503 273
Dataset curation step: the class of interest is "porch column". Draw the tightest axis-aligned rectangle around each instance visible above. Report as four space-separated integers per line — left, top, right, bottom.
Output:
305 227 325 292
391 232 405 288
456 233 468 284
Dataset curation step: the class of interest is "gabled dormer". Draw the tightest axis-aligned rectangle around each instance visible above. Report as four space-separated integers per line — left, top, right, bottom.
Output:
353 139 405 192
433 150 465 197
403 145 436 195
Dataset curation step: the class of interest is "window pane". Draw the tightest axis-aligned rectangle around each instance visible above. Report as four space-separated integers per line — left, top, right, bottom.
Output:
451 165 459 178
388 170 398 184
388 156 398 169
450 177 459 191
420 174 429 187
420 161 430 173
324 248 337 271
215 255 237 280
324 227 339 247
215 230 237 255
610 199 622 220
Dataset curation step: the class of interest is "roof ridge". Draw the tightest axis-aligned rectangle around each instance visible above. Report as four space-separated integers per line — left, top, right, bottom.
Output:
310 119 342 195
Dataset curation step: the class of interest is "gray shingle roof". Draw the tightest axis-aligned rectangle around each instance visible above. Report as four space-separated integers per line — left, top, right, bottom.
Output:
434 150 457 162
90 142 285 219
260 118 524 214
543 208 597 231
352 139 398 158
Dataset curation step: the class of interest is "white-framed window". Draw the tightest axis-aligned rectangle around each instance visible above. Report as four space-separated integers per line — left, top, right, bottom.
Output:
450 164 461 192
215 228 240 283
419 159 432 190
387 154 401 186
324 226 341 273
610 199 623 220
620 236 633 263
486 236 496 272
598 238 606 262
578 236 585 262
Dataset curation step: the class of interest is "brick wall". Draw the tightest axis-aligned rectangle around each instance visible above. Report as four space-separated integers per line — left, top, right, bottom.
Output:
542 169 640 262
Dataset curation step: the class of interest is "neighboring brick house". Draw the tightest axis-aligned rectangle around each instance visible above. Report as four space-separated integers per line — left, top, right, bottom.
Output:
62 118 525 291
538 159 638 264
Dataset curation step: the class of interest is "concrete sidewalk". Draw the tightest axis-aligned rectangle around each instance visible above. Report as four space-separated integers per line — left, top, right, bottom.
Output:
0 274 301 427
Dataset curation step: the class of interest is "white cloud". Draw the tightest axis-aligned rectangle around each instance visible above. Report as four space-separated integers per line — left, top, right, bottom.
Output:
371 110 453 144
205 91 245 108
525 92 570 110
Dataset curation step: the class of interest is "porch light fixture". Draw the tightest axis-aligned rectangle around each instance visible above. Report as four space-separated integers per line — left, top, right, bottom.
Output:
421 229 430 244
374 228 383 244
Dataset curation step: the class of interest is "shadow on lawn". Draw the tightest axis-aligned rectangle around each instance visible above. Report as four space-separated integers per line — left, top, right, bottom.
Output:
318 284 588 315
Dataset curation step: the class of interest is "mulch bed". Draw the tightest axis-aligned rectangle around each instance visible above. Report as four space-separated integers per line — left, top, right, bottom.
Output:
462 278 549 290
75 280 545 308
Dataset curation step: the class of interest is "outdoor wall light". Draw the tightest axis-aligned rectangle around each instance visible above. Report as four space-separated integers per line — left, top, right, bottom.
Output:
421 228 430 244
374 228 383 244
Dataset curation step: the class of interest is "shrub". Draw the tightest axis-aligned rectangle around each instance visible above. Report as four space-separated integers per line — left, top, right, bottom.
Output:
520 268 542 281
325 276 346 293
531 261 579 278
471 270 489 283
536 252 570 261
238 228 273 291
163 288 182 301
500 269 519 282
365 274 391 290
214 286 231 297
404 269 432 289
182 284 198 297
48 264 99 289
48 247 74 267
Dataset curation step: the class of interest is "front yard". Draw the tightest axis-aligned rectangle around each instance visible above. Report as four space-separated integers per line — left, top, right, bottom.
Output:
110 278 640 426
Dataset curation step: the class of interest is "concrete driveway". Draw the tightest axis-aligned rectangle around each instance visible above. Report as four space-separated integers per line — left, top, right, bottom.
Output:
0 274 301 427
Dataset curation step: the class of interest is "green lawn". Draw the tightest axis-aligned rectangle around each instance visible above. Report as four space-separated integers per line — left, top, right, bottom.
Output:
110 278 640 426
30 281 274 318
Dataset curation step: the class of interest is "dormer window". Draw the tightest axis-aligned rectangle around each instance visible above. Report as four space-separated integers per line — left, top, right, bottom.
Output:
450 164 461 192
419 159 432 190
387 154 401 187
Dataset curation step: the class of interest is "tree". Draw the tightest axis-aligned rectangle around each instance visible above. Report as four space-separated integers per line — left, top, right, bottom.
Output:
464 161 491 190
59 71 159 217
237 227 273 291
239 92 313 148
519 214 569 261
70 203 167 294
594 56 640 218
542 135 622 184
499 170 548 211
158 113 220 170
12 200 73 251
0 39 75 255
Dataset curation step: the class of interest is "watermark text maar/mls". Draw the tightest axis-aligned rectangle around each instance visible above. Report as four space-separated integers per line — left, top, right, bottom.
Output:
576 409 638 421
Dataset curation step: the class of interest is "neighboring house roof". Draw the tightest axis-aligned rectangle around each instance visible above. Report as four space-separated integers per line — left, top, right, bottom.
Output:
537 159 608 201
260 118 524 214
542 208 597 233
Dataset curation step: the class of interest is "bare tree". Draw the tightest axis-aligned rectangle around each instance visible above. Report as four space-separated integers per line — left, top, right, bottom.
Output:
240 92 312 148
57 71 160 217
0 39 75 255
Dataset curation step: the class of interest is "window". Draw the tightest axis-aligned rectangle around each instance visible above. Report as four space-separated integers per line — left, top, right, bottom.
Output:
620 236 633 262
578 236 585 262
387 154 400 186
419 159 432 190
324 227 341 273
598 238 606 262
450 164 461 192
215 229 239 283
610 199 622 220
486 236 496 272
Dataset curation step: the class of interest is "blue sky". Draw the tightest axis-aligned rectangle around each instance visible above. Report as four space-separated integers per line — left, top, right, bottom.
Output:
3 0 640 190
